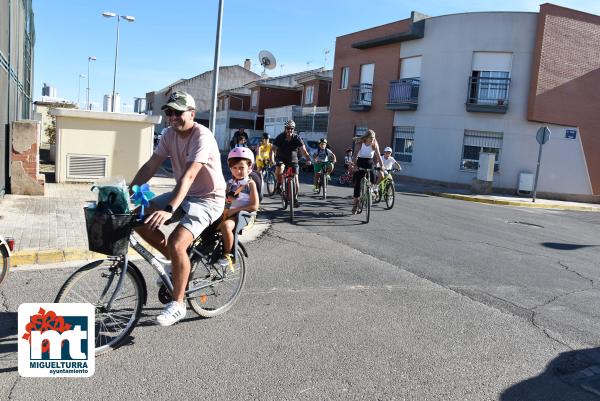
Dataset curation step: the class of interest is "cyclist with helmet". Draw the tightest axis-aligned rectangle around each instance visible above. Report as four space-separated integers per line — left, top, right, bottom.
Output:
312 138 337 192
375 146 401 186
218 147 259 267
270 120 311 207
351 129 385 214
129 91 225 326
255 133 272 172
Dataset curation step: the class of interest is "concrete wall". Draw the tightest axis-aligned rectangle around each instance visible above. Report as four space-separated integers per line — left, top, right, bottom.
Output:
52 109 161 183
10 120 44 195
395 12 591 195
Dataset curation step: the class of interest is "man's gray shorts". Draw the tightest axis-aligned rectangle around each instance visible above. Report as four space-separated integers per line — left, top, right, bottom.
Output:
151 192 224 238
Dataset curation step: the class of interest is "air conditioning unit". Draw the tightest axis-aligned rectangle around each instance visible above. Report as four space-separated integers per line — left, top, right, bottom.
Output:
66 154 108 182
517 172 534 196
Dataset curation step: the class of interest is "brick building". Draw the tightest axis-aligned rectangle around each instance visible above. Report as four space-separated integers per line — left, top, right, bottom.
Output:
328 4 600 201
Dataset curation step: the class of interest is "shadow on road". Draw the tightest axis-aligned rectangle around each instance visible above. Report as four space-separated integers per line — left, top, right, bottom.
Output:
542 242 599 251
500 347 600 400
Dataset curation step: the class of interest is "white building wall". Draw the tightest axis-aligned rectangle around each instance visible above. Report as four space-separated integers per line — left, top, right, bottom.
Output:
394 12 591 195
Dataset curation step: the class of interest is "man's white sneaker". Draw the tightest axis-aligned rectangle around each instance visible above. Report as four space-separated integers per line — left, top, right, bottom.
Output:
156 301 186 327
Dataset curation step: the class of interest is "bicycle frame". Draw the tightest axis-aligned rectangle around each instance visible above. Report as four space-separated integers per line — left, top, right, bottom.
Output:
103 212 254 309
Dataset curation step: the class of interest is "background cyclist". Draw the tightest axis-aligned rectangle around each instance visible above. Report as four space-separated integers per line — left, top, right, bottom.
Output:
255 133 272 172
312 138 337 193
376 146 402 185
270 120 311 207
351 129 385 214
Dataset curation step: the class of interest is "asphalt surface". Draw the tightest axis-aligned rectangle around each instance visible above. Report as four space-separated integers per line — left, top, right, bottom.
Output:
1 175 600 400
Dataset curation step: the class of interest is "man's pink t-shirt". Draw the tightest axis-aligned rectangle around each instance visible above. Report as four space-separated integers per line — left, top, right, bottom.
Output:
155 123 225 202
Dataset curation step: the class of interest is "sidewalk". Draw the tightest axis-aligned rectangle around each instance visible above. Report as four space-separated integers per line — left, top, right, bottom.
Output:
393 178 600 212
0 177 268 267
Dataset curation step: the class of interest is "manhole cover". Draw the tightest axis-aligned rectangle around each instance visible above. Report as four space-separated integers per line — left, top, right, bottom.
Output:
506 221 544 228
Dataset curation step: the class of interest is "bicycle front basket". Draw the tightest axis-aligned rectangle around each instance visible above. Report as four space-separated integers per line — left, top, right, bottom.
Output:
84 207 135 256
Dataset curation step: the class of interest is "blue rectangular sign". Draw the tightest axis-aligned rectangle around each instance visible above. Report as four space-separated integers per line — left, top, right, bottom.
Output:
565 129 577 139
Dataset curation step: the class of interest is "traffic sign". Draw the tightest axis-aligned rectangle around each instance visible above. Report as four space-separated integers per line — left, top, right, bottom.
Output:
536 126 551 145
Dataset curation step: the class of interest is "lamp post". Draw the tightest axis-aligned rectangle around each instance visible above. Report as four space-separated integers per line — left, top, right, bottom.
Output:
77 74 86 108
102 12 135 112
209 0 224 131
86 56 96 110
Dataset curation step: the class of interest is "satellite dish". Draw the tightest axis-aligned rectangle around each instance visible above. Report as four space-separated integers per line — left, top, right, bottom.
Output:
258 50 277 75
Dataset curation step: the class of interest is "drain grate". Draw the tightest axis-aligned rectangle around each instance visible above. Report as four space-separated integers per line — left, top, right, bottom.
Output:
506 221 544 228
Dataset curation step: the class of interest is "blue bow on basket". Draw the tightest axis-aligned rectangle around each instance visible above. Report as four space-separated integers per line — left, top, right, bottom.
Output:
130 183 155 219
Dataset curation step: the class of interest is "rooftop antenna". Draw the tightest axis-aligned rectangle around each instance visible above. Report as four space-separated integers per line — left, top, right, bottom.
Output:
279 64 285 76
258 50 277 78
323 49 330 68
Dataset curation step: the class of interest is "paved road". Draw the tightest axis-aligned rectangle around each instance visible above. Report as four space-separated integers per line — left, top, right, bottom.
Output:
1 176 599 400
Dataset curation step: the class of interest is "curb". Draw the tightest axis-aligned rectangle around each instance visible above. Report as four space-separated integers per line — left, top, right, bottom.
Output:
10 220 271 268
429 192 600 212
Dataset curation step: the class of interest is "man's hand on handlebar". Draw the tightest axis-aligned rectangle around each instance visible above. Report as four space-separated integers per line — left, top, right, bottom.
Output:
144 210 173 230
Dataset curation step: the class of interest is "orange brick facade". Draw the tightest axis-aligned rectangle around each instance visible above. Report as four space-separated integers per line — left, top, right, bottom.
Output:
528 4 600 195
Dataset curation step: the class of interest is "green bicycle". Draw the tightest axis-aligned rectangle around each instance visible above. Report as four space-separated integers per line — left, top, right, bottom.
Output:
373 169 399 210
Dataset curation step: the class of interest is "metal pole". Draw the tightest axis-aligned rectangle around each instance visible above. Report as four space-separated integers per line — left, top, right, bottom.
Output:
87 60 91 110
111 17 121 112
209 0 224 131
532 142 544 203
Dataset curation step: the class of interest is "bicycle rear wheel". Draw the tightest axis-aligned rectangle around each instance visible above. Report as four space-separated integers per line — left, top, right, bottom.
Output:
0 247 8 286
384 182 395 209
265 171 276 196
187 246 246 318
55 259 144 355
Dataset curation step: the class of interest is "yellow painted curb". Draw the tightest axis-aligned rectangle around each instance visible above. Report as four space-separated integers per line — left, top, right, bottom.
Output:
11 251 37 267
433 192 600 212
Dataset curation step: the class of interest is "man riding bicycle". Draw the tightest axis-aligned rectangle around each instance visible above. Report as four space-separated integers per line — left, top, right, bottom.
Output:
129 91 225 327
270 120 311 207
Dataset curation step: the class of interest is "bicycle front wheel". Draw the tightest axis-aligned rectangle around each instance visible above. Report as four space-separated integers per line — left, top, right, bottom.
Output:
187 247 246 318
0 247 8 286
289 178 296 222
322 170 327 200
365 184 371 223
385 182 395 209
55 259 144 355
265 171 276 196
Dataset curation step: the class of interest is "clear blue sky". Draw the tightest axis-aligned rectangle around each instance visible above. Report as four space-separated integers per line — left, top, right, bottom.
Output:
33 0 600 112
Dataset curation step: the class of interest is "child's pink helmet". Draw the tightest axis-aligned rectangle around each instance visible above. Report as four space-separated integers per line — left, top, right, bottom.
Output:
228 146 255 165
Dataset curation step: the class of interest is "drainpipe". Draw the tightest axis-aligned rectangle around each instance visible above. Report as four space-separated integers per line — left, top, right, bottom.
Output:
5 0 12 194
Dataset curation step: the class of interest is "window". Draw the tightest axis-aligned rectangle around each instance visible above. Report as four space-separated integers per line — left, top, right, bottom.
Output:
469 70 510 105
340 67 349 89
461 130 503 172
305 85 314 104
354 125 368 138
393 127 415 163
251 91 258 108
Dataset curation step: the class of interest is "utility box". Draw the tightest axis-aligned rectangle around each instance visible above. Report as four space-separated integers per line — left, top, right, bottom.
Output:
477 152 495 182
517 172 534 196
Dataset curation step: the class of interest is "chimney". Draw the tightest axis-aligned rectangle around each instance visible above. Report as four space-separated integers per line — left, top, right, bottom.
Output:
244 58 251 70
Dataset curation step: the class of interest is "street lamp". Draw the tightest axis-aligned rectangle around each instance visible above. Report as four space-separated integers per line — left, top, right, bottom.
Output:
77 74 86 108
102 11 135 112
87 56 96 110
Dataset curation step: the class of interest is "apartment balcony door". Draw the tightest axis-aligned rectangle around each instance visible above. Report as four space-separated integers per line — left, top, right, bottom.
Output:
359 64 374 104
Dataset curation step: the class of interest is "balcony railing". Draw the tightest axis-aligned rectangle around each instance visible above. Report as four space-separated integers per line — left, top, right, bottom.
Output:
386 78 419 110
349 83 373 111
466 76 510 113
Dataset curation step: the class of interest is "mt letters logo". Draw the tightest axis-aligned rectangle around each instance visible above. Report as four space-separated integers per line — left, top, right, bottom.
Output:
18 303 95 377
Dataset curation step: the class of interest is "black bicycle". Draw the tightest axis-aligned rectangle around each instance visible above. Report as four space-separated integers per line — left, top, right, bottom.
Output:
280 165 297 222
260 163 276 197
0 236 13 286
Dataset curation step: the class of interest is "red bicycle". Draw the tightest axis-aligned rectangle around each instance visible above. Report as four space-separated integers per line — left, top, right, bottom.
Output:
280 166 298 222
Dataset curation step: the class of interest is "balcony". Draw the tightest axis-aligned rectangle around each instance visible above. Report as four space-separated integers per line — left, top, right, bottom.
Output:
386 78 419 111
466 76 510 113
349 83 373 111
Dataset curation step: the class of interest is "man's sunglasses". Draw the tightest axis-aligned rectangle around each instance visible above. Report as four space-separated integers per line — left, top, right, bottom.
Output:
285 127 294 130
164 109 185 117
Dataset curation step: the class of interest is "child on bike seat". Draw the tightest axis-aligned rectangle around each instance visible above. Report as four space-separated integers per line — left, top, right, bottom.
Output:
218 147 259 267
312 138 337 192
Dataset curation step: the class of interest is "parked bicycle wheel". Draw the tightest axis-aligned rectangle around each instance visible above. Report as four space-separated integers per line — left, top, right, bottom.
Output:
0 246 8 286
384 182 395 209
55 258 144 354
265 170 276 196
187 245 246 318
